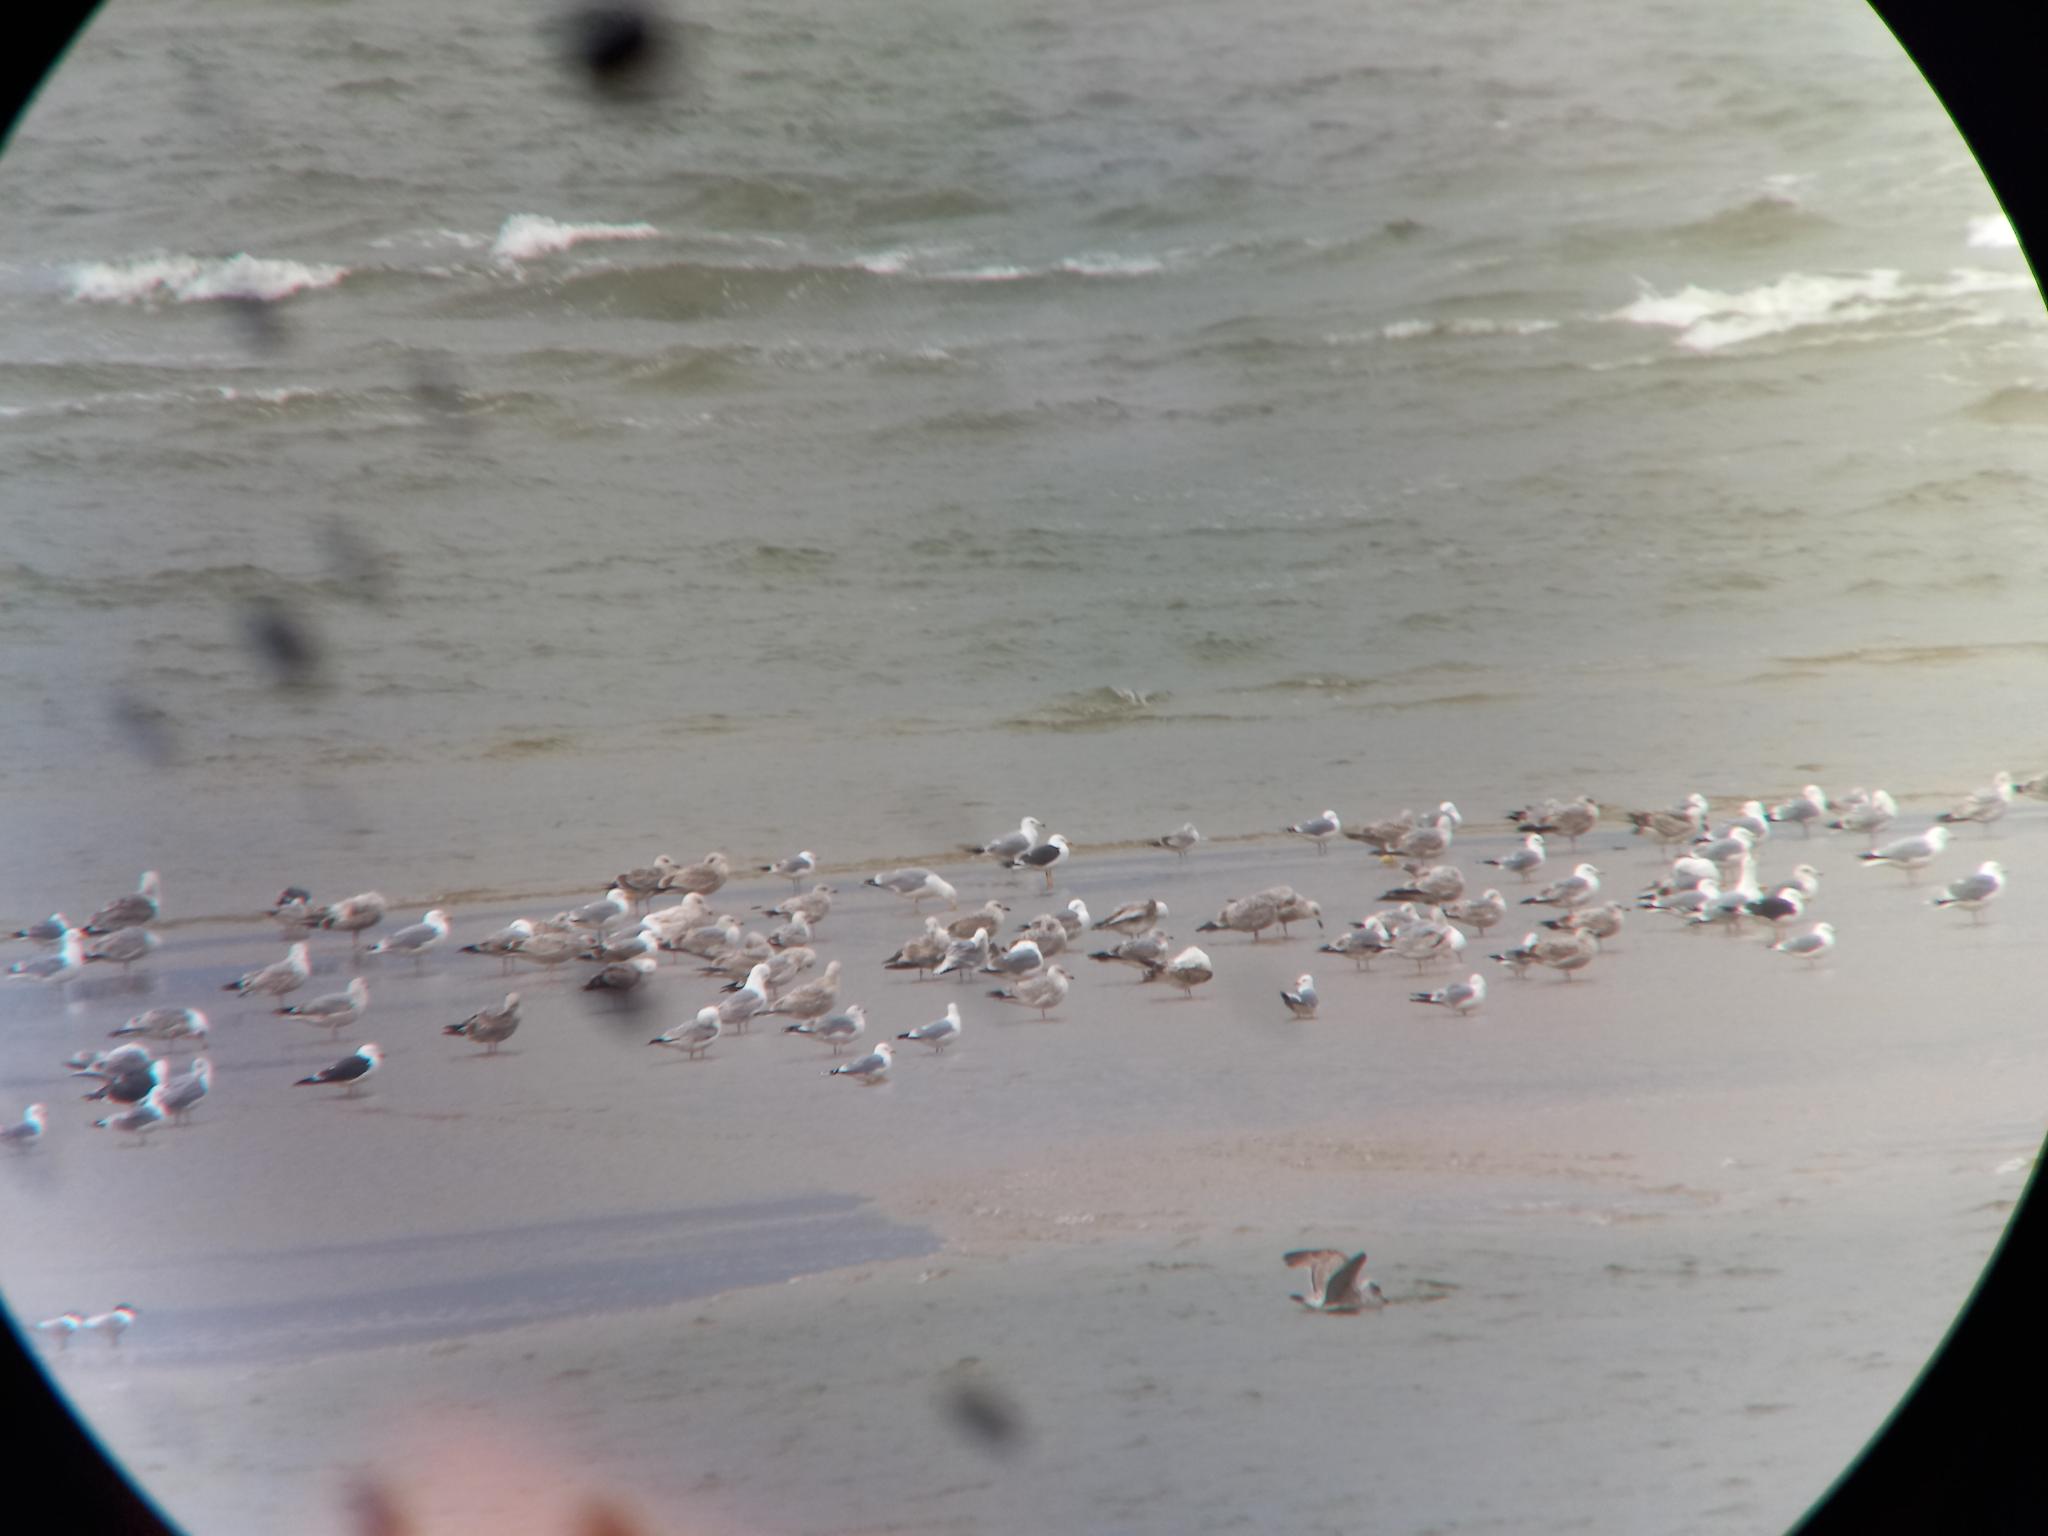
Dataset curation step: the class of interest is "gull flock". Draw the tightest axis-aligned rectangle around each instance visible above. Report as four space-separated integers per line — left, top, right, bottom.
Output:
3 768 2034 1332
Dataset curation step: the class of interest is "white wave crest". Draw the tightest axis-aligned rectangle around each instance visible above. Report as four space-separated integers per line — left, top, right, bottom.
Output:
67 254 349 305
1608 268 2035 354
1370 317 1560 342
491 214 658 264
1967 213 2020 250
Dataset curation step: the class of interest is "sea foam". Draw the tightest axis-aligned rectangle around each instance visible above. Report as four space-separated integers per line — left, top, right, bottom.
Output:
1609 267 2033 354
67 254 348 305
491 214 658 264
1967 213 2020 249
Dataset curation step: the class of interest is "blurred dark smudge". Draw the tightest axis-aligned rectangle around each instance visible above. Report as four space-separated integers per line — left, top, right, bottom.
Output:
319 514 394 606
937 1363 1029 1458
556 3 683 99
222 293 288 354
242 596 324 689
409 352 476 440
109 689 179 766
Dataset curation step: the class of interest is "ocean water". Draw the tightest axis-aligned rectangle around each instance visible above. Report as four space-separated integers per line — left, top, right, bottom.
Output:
1 0 2043 917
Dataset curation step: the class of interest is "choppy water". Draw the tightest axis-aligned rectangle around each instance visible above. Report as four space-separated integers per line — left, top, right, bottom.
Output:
2 0 2044 916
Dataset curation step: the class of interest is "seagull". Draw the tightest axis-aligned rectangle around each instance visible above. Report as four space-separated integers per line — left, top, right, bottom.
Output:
1198 892 1282 942
1531 928 1600 979
444 993 521 1052
95 1087 167 1142
73 1046 157 1100
9 912 69 944
933 928 993 982
1089 928 1174 980
969 816 1045 865
1391 912 1465 971
898 1002 963 1052
1489 932 1540 978
580 925 662 965
1542 901 1627 942
651 1007 722 1058
716 962 773 1031
1093 897 1168 935
1484 834 1546 882
1442 889 1507 933
1628 797 1707 849
763 884 835 926
1859 824 1950 877
224 942 312 999
1016 917 1068 959
507 929 581 975
1280 974 1318 1019
9 929 84 987
1049 899 1092 938
1690 826 1756 867
1772 922 1836 964
270 890 324 938
32 1312 84 1348
83 933 154 966
763 959 844 1023
1767 785 1829 837
1688 884 1757 934
82 1305 140 1346
1149 946 1215 999
1153 823 1201 859
461 918 535 972
947 901 1010 941
760 850 817 890
662 915 738 962
561 889 632 943
1283 1250 1385 1313
158 1056 212 1123
883 916 949 979
827 1040 895 1084
790 1003 868 1054
1743 889 1803 933
277 976 369 1039
0 1103 46 1150
294 1042 382 1095
1286 810 1341 854
582 955 657 995
988 964 1072 1018
1257 887 1325 936
734 945 814 992
84 871 162 934
659 851 731 899
319 891 388 948
1005 833 1072 890
1344 811 1419 854
1831 788 1898 841
1511 796 1599 849
1933 861 2005 920
1320 917 1391 970
1380 864 1466 906
983 938 1045 978
866 868 958 909
1411 973 1487 1015
1385 817 1453 863
610 855 680 910
1939 771 2016 826
1521 863 1600 909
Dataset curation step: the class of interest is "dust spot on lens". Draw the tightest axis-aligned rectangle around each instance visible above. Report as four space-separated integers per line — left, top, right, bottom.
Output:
556 4 683 99
109 689 178 766
937 1360 1028 1456
319 515 393 606
221 293 288 354
242 596 323 689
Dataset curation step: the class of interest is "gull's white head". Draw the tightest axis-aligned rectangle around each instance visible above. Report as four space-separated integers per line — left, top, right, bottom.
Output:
347 977 370 1007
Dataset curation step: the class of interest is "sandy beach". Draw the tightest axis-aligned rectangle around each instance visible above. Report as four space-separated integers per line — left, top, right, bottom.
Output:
3 811 2040 1535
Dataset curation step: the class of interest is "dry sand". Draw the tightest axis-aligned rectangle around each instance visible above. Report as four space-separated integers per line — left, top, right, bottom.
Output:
2 817 2041 1535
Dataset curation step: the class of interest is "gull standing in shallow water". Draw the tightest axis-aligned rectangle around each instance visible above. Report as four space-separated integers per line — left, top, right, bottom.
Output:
828 1040 894 1084
1934 861 2006 920
225 942 312 999
651 1008 722 1058
9 930 84 988
883 916 949 979
1772 922 1836 965
866 868 959 910
583 954 656 996
319 891 388 949
444 993 521 1052
1284 1250 1385 1313
1285 810 1341 854
761 850 817 890
970 815 1045 865
461 918 534 973
83 927 158 972
1006 832 1072 890
1411 973 1486 1015
1153 822 1201 859
84 872 162 934
898 1002 963 1052
294 1043 382 1095
1280 974 1318 1019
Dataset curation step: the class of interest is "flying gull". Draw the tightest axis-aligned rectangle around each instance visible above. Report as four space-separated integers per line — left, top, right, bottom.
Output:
1283 1250 1385 1313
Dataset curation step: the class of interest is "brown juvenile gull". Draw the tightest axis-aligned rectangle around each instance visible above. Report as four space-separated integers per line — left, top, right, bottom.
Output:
445 993 521 1052
583 955 656 995
988 964 1072 1018
84 926 158 972
1380 864 1465 907
1442 889 1507 934
660 851 731 899
1090 927 1173 980
1197 892 1281 942
1092 897 1168 935
1284 1250 1385 1313
611 855 680 910
763 959 843 1023
319 891 388 949
947 900 1010 940
1255 887 1325 937
84 871 162 935
883 916 949 979
1146 945 1214 999
764 883 835 926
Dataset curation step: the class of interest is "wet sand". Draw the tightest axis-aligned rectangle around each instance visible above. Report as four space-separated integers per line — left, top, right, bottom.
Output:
3 816 2041 1535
